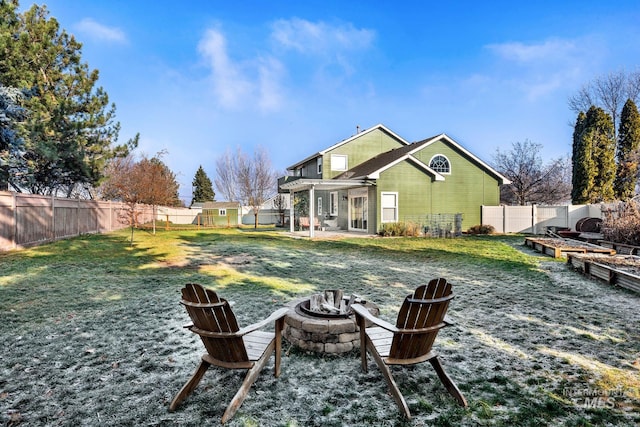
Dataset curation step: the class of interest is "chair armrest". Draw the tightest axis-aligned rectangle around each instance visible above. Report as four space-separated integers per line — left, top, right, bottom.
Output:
237 307 289 336
351 304 398 333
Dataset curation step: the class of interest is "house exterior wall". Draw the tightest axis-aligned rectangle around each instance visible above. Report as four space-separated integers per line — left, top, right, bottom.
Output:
416 140 500 227
375 140 501 231
376 162 433 228
295 158 323 179
323 128 405 179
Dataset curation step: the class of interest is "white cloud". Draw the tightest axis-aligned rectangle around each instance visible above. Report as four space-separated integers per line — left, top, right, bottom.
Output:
485 38 577 63
198 28 284 112
271 18 375 55
481 38 591 101
196 20 375 113
257 56 286 112
75 18 127 43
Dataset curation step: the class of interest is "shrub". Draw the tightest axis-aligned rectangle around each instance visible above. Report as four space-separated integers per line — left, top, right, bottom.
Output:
602 200 640 245
378 221 421 237
467 224 496 235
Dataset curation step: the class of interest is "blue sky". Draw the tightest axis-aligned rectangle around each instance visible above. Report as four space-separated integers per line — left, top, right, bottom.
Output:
27 1 640 202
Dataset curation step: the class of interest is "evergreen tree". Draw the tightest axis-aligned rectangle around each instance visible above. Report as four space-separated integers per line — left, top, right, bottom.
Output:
0 3 128 195
571 111 593 204
585 106 616 202
191 165 215 205
614 99 640 200
0 85 26 191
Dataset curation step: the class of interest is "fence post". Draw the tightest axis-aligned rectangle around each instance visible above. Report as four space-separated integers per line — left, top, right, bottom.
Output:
51 194 55 242
12 192 17 250
532 204 537 234
503 205 507 234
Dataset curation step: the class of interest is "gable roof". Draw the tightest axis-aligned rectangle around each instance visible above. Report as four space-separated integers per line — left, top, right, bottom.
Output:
286 123 409 170
334 135 445 181
334 133 511 184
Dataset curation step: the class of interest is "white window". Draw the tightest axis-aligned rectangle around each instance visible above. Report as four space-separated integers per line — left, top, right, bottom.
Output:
429 155 451 174
381 192 398 223
331 154 348 171
219 209 226 216
329 192 338 216
317 157 323 175
318 197 323 216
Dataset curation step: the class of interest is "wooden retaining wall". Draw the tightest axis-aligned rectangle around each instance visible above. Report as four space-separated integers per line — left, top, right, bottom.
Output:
597 241 640 255
524 237 615 258
567 254 640 294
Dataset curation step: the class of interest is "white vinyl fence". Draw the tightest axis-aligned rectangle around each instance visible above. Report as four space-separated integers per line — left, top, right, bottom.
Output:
481 204 603 234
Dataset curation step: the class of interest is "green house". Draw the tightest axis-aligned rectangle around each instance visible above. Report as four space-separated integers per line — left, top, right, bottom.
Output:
279 124 509 235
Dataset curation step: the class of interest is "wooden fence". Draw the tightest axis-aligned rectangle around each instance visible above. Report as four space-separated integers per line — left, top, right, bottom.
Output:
0 191 153 251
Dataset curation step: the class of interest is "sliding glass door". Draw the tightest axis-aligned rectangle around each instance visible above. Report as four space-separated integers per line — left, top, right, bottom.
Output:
349 189 368 231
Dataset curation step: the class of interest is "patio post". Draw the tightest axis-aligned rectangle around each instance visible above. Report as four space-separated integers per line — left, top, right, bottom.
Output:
289 191 295 233
309 185 315 238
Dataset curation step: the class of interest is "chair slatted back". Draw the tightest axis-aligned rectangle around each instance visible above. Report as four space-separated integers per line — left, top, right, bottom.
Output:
389 278 454 360
181 283 249 363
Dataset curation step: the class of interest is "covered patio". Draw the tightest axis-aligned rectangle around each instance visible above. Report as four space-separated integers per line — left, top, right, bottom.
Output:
279 178 373 238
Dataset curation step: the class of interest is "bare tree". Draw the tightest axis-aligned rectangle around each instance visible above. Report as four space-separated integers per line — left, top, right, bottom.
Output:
493 140 571 205
214 146 277 228
214 148 238 202
135 152 182 233
99 155 142 244
99 151 181 243
273 193 287 226
569 69 640 134
628 70 640 103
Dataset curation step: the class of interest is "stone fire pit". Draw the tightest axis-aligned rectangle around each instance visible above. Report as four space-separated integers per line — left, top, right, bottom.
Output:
283 290 379 354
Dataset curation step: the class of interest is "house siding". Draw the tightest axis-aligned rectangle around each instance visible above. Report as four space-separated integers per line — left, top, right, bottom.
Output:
294 159 323 179
376 162 433 228
375 140 500 230
323 129 405 179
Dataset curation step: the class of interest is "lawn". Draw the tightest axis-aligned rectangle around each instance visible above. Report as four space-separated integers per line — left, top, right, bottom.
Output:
1 229 638 426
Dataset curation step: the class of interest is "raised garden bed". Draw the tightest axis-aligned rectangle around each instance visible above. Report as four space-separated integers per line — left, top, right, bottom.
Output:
524 237 616 258
567 253 640 294
598 240 640 255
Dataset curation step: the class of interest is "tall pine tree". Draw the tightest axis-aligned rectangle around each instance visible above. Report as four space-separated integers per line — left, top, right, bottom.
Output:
191 165 215 205
586 106 616 202
572 106 616 203
0 3 127 196
571 111 593 204
614 99 640 200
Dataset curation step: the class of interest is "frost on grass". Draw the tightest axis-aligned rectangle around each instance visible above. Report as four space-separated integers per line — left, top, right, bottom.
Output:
0 234 639 426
